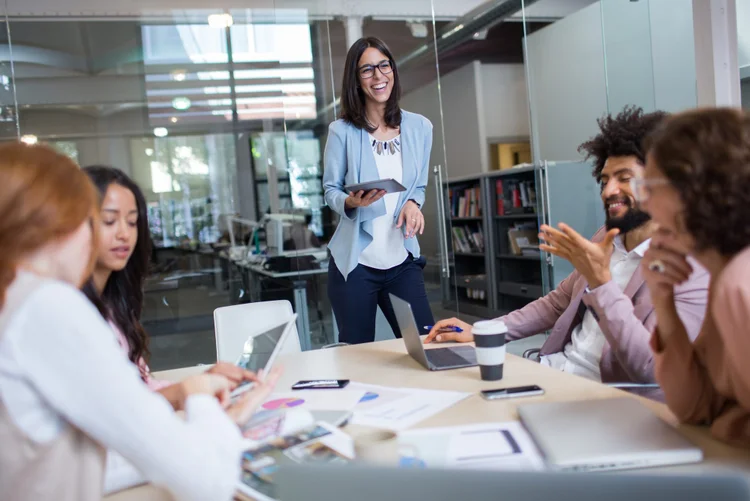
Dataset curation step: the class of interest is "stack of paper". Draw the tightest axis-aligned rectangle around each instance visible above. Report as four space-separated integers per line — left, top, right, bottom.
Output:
348 382 470 431
398 422 545 471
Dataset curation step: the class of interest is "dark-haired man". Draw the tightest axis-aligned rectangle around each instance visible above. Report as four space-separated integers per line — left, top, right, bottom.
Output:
425 106 709 393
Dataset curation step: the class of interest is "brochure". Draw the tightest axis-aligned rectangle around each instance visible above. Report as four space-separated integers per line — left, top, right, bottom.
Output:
237 422 354 501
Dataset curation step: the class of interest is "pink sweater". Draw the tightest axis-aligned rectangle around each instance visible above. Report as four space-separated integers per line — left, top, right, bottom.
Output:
110 321 171 391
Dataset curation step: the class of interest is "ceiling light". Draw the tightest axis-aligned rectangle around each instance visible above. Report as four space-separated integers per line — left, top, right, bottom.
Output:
170 117 179 123
145 148 154 156
473 29 488 40
153 127 168 138
20 134 38 145
172 97 191 110
407 21 428 38
170 70 187 82
208 13 233 28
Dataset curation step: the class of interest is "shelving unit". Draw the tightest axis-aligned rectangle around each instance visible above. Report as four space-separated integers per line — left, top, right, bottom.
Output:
443 179 492 318
441 166 546 318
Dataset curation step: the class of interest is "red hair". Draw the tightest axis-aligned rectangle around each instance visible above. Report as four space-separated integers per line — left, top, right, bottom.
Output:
0 142 99 307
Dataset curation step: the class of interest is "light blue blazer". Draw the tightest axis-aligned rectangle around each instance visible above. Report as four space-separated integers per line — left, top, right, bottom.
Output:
323 110 433 280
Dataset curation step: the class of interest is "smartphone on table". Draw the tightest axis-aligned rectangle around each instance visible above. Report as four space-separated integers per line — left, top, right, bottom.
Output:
480 385 544 400
291 380 350 390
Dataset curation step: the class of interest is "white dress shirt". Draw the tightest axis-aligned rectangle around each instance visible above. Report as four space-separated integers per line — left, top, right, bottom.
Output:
541 236 650 381
0 272 243 501
358 134 409 270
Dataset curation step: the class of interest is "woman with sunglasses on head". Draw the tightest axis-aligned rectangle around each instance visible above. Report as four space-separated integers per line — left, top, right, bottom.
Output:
639 108 750 446
324 36 434 344
81 166 254 405
0 143 279 501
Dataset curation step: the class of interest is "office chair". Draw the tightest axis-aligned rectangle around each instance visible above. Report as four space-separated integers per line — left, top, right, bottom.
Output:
522 348 660 390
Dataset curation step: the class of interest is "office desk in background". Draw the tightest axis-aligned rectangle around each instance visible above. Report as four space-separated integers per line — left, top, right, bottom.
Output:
232 257 330 352
105 338 750 501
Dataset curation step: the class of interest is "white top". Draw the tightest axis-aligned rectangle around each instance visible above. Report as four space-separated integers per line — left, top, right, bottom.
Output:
0 272 243 501
358 134 409 270
541 237 650 381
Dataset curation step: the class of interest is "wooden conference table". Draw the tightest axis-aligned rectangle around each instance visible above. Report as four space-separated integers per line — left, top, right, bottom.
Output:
106 338 750 501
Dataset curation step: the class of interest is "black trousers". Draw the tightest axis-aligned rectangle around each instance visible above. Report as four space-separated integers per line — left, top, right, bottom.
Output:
328 255 435 345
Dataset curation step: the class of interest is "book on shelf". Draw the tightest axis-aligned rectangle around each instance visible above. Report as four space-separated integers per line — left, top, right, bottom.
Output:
496 179 537 215
449 185 482 218
508 222 539 256
451 226 485 254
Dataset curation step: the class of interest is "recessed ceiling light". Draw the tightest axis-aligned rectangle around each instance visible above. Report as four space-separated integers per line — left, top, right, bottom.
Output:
20 134 38 145
208 13 233 28
171 70 187 82
172 97 191 110
145 148 154 156
170 117 179 123
153 127 169 138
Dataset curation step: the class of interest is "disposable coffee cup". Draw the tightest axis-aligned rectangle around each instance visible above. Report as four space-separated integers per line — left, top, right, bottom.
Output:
353 429 399 465
472 320 506 381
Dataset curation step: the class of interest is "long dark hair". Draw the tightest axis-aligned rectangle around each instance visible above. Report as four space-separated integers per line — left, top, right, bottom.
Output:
82 166 152 370
340 36 402 132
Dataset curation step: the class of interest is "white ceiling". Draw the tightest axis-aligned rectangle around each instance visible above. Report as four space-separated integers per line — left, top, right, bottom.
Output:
3 0 595 21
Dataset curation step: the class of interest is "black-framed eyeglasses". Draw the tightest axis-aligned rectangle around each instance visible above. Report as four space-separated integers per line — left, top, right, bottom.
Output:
358 60 393 79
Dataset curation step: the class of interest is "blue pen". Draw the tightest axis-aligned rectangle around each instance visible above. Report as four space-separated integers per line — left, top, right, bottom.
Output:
423 325 463 333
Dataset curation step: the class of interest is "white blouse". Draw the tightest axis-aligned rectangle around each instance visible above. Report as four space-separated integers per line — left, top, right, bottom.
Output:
358 134 409 269
0 272 243 501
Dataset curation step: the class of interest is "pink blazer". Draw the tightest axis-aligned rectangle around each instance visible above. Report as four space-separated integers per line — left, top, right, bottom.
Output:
500 228 710 385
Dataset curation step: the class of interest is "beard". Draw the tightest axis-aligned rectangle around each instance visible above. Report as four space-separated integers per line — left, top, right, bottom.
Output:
605 198 651 234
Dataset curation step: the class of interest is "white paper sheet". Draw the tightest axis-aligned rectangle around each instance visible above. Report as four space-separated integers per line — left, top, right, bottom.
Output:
348 382 470 431
261 389 366 412
398 422 545 471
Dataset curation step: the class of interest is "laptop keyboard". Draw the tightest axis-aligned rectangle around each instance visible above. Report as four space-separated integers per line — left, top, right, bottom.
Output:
426 348 472 367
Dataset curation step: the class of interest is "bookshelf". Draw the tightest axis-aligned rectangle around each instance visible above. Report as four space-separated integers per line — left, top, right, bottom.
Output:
441 166 546 318
444 179 492 318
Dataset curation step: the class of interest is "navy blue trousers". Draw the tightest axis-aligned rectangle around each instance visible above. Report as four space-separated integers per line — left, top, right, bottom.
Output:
328 255 435 345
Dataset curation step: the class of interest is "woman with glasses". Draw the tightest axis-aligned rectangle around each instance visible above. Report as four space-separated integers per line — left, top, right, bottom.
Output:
323 36 434 344
640 108 750 446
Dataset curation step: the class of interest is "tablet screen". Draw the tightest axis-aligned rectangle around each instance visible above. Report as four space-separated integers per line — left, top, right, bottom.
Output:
236 322 287 372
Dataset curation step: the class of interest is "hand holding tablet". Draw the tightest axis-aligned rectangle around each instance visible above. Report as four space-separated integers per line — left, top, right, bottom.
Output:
343 179 406 210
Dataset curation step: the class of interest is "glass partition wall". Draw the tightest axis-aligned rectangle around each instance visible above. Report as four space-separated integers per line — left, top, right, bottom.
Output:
0 0 709 366
0 1 455 366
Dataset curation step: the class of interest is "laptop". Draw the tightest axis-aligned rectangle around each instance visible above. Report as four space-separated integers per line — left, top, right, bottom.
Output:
389 294 477 371
518 397 703 472
230 315 297 399
276 464 748 501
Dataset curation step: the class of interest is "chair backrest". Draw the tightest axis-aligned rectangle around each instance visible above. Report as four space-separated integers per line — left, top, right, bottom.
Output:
213 301 301 363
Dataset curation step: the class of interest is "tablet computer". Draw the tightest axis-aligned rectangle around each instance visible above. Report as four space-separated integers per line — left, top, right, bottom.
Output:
230 314 297 399
343 178 406 194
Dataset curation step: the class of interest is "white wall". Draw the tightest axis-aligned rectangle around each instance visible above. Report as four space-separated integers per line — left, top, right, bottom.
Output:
480 63 530 141
525 2 607 161
526 0 698 162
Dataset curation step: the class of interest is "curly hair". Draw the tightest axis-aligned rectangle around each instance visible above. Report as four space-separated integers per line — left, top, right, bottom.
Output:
645 108 750 257
578 105 668 181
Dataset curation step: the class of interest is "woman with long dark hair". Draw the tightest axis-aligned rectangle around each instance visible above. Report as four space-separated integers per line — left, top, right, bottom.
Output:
323 37 434 344
82 166 253 399
81 166 159 384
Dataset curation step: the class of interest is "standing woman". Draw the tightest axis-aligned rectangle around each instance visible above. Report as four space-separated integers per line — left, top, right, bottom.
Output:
324 36 435 344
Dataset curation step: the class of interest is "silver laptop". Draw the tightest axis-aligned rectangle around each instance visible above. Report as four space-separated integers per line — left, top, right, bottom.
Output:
518 397 703 472
276 464 748 501
389 293 477 371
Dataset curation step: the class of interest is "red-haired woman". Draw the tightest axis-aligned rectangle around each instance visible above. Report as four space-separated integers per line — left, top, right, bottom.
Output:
0 143 279 501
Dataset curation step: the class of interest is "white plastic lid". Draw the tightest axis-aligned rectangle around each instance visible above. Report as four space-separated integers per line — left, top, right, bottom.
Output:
472 319 508 335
